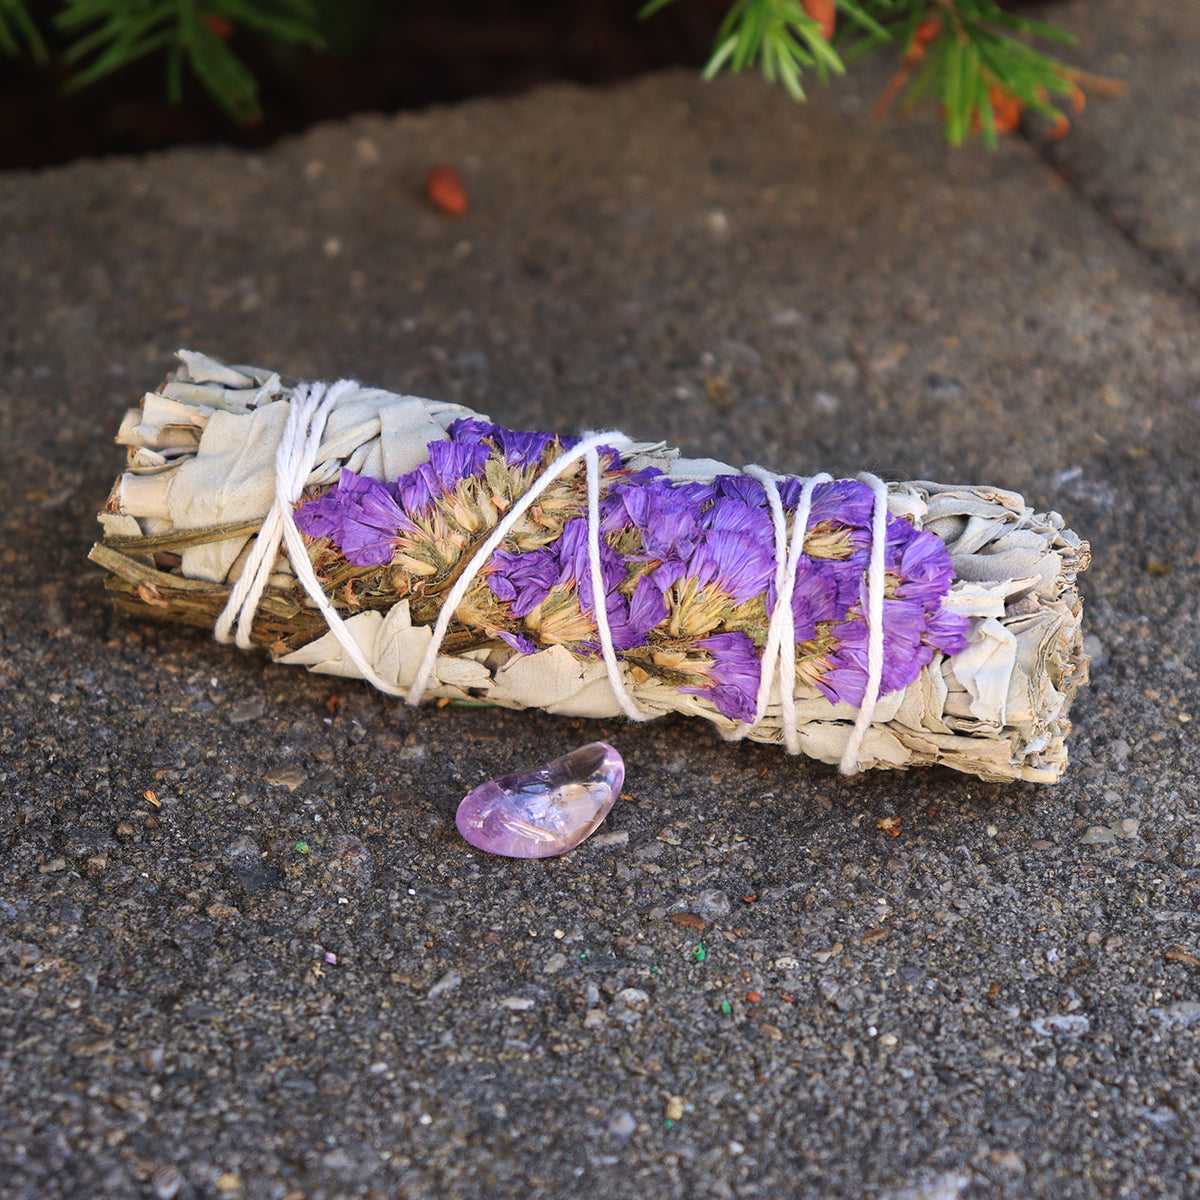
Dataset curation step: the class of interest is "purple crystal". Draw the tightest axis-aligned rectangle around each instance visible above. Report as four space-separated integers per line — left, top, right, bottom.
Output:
455 742 624 859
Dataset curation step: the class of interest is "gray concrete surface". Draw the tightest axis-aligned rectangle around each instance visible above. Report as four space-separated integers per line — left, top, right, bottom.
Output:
1034 0 1200 295
2 2 1199 1196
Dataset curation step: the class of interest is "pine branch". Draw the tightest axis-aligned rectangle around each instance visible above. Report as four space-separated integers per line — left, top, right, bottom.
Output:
0 0 47 59
645 0 1123 146
52 0 324 121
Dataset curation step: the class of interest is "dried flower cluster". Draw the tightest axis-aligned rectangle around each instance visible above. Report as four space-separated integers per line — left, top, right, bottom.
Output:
295 419 969 723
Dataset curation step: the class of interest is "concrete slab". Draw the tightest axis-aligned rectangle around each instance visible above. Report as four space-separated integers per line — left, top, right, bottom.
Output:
2 24 1199 1200
1034 0 1200 294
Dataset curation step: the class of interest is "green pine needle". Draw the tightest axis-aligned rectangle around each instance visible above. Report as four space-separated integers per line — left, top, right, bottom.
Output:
695 0 849 94
51 0 323 120
643 0 1107 147
0 0 47 60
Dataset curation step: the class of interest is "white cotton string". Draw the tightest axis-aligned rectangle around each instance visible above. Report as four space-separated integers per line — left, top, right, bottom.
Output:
776 475 832 754
838 472 890 776
216 380 354 649
216 378 408 694
742 466 832 755
405 431 652 721
746 465 790 645
731 466 787 742
278 493 408 698
584 444 655 722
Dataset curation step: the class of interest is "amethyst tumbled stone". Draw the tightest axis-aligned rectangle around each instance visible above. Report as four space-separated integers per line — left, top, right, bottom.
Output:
455 742 624 859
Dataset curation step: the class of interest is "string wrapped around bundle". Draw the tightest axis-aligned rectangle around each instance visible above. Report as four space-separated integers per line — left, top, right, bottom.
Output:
90 351 1091 784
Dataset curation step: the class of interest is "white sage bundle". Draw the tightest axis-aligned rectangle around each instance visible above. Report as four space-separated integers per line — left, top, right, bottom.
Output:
91 351 1090 784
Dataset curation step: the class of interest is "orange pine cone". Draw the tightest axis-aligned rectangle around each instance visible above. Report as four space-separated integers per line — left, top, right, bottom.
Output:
802 0 837 41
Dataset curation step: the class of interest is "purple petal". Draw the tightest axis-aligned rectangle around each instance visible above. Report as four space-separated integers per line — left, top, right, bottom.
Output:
446 417 499 445
887 520 958 608
608 575 669 651
684 529 775 606
680 631 762 723
817 595 932 708
807 479 875 531
922 605 971 657
447 418 558 471
711 475 768 507
498 429 557 469
294 469 409 567
789 557 843 642
427 439 491 490
496 630 538 655
674 480 716 509
556 519 626 616
395 463 439 513
703 497 773 538
486 547 559 618
602 474 704 563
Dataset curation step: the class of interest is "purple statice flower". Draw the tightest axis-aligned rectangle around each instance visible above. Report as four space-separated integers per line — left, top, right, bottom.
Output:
539 515 676 654
885 519 959 609
728 478 876 615
589 587 649 654
702 497 774 539
672 479 716 509
709 474 873 529
773 476 804 510
701 479 880 617
608 574 669 651
445 417 497 445
679 526 776 607
574 581 647 658
673 477 963 706
395 439 492 513
921 604 970 658
602 473 705 565
486 547 559 618
600 467 661 539
495 630 538 655
430 438 492 489
680 631 762 723
816 557 968 708
303 451 969 715
394 465 439 514
789 557 843 643
447 417 560 470
818 594 933 709
710 474 768 507
822 551 871 613
779 477 876 534
555 518 627 618
295 469 410 567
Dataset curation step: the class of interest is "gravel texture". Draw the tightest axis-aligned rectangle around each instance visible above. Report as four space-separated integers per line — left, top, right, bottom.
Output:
2 4 1199 1197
